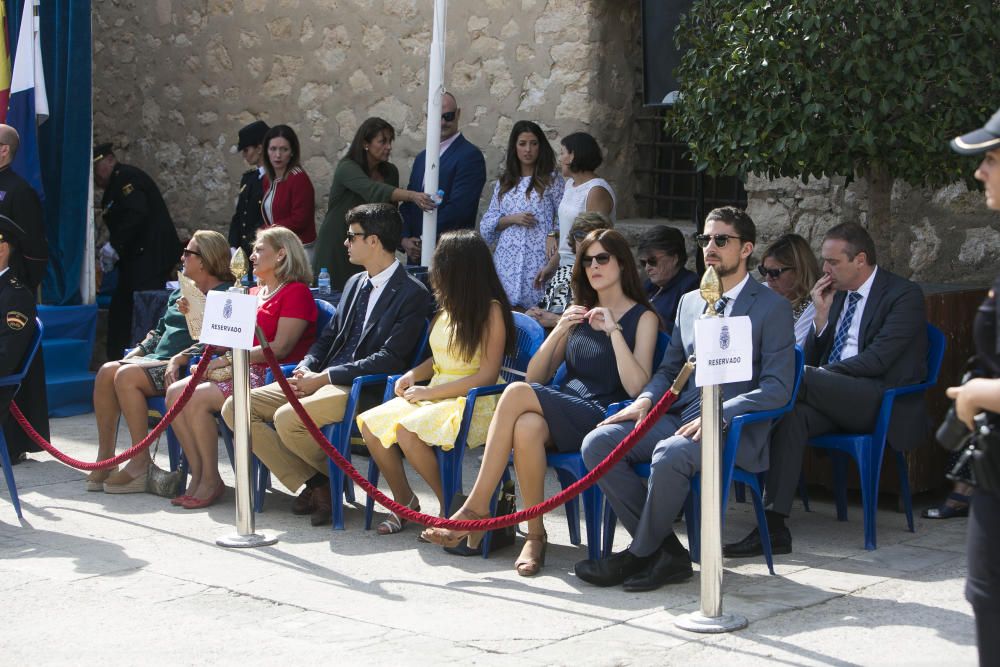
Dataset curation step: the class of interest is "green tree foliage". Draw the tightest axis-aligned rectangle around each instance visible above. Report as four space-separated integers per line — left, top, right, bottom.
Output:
668 0 1000 264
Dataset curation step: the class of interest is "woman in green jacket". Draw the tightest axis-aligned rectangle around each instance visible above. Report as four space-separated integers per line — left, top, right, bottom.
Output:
314 117 435 289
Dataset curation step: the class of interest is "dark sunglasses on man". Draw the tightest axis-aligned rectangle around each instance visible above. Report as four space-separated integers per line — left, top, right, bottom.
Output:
757 265 794 279
694 233 742 249
441 111 457 122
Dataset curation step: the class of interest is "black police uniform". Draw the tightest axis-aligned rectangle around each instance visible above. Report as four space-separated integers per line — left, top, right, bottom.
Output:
0 263 44 461
228 167 265 258
0 166 47 290
100 163 182 359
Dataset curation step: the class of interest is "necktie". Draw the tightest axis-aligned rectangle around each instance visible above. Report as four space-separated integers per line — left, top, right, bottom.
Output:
330 279 373 366
681 296 731 423
828 291 861 364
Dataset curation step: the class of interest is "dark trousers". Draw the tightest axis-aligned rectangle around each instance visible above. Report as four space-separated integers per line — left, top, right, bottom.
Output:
968 490 1000 667
2 354 48 457
765 366 882 517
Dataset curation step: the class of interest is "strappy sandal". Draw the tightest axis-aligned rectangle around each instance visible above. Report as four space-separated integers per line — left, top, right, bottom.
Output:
922 492 971 519
515 532 548 577
420 508 485 548
377 494 420 535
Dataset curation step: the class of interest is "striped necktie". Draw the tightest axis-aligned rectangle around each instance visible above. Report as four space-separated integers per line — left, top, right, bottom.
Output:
828 291 861 364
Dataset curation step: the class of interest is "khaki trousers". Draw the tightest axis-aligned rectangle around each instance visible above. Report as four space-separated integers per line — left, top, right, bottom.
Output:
221 381 349 492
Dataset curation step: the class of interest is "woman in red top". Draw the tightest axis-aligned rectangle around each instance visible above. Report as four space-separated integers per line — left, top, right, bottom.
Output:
262 124 317 256
164 226 318 509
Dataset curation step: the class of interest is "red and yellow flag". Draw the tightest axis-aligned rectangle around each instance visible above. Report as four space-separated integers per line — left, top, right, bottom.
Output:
0 3 10 123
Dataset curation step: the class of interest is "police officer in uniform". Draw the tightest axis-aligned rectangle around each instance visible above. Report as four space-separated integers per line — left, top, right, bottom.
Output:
0 215 43 463
93 143 183 360
228 120 269 259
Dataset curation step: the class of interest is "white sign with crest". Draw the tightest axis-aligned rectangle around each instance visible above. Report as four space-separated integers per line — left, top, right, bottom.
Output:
199 290 257 350
694 316 753 387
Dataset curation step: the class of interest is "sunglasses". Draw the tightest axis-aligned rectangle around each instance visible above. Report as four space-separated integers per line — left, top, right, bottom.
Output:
638 256 668 268
758 265 794 279
441 111 457 122
345 230 370 242
582 252 612 268
182 248 202 257
695 233 742 249
571 230 589 241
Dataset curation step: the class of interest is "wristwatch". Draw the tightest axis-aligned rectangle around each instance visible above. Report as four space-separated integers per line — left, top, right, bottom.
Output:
547 231 558 238
607 322 623 336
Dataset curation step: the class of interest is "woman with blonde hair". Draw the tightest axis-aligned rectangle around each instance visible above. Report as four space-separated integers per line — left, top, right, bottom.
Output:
93 230 233 492
164 226 318 509
758 233 820 347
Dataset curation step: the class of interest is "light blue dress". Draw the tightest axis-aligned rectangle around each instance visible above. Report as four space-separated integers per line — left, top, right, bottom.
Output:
480 173 565 308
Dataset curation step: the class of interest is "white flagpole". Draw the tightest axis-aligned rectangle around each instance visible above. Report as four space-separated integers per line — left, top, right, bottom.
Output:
419 0 447 268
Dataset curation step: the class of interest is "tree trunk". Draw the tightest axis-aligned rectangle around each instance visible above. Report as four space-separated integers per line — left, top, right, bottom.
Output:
863 163 894 270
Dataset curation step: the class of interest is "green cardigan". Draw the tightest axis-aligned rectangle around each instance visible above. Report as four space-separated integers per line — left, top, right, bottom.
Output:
314 157 399 289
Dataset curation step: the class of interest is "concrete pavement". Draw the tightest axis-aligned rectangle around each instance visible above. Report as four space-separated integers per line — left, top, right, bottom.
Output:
0 413 979 665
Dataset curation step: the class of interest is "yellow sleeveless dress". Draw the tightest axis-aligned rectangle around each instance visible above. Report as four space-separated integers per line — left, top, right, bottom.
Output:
356 310 502 450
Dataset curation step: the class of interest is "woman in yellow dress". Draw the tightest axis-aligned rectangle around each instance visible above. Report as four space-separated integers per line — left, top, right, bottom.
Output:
357 230 516 535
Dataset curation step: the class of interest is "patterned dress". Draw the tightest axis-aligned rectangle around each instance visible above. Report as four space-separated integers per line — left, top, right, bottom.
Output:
479 173 565 308
356 310 502 450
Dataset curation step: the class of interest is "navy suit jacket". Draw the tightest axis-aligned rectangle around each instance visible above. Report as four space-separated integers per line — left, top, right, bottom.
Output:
400 134 487 239
807 267 927 451
296 263 431 387
640 277 796 473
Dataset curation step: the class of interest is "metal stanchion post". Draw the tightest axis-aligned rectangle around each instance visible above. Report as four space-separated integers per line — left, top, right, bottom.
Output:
218 250 277 549
676 266 747 633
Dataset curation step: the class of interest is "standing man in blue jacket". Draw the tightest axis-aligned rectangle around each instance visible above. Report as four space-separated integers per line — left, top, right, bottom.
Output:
400 92 486 264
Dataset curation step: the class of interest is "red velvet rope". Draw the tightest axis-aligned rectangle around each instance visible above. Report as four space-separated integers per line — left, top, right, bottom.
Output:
9 346 217 471
261 345 685 531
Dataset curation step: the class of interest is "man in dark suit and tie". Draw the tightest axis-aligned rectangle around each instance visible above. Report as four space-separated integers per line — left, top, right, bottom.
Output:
577 207 796 591
725 222 927 558
222 203 431 526
399 92 486 264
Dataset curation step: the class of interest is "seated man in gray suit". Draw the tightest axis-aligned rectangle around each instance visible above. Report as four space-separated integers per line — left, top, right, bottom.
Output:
725 222 927 557
578 207 796 592
223 203 431 526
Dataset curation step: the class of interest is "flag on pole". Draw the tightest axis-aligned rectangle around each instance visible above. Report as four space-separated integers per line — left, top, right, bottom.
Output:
7 0 48 197
0 4 12 123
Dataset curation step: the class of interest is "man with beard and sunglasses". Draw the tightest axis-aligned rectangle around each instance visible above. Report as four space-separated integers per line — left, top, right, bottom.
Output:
576 206 795 592
725 221 927 558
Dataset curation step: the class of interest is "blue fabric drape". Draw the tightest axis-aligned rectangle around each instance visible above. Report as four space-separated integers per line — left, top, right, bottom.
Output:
7 0 91 305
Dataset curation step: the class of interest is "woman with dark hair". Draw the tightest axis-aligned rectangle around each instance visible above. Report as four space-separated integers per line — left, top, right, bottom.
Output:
758 233 820 347
536 131 616 287
357 230 515 534
637 225 699 334
480 120 565 309
261 125 317 254
314 117 436 289
424 229 659 576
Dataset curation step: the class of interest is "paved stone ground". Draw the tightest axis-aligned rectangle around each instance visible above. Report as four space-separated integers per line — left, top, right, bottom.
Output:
0 414 979 666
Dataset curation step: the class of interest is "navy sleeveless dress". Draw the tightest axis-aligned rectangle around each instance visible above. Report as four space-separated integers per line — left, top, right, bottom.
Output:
531 303 649 452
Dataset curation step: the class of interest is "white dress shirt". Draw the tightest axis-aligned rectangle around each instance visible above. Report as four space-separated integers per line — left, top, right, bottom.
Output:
361 260 399 329
823 266 878 362
718 273 750 316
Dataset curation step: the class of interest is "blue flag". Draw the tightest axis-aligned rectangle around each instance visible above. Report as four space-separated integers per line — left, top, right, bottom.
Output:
7 0 48 199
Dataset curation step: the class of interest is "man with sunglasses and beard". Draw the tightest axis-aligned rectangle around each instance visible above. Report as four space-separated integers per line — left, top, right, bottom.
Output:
399 92 486 264
577 206 795 592
725 221 927 558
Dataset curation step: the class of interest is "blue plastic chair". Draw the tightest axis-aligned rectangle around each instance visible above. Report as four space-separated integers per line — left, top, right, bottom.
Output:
603 346 805 575
538 331 671 561
0 318 43 519
364 312 545 531
807 323 945 551
325 319 431 530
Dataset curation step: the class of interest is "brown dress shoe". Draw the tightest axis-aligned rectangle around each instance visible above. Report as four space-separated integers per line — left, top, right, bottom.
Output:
291 487 315 515
310 483 332 527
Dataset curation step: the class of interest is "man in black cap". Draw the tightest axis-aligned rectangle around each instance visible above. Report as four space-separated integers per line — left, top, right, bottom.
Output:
228 120 269 258
93 143 183 359
0 214 45 465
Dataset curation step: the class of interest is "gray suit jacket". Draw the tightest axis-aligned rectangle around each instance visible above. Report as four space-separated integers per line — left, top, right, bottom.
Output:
639 276 796 473
807 267 927 451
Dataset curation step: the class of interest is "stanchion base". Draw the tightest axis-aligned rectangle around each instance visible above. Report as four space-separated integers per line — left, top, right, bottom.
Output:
216 532 279 549
674 611 748 634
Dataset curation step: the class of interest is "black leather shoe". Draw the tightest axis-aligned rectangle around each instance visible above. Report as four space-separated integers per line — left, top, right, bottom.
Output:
722 526 792 558
575 549 651 587
622 549 693 592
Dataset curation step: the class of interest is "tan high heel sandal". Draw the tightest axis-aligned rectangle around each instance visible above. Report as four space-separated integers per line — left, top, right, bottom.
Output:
420 508 485 548
515 532 547 577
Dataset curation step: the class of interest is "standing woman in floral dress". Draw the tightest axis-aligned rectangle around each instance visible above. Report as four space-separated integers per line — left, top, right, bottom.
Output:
479 120 564 310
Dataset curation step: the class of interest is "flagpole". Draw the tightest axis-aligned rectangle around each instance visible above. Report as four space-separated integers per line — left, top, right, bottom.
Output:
419 0 447 268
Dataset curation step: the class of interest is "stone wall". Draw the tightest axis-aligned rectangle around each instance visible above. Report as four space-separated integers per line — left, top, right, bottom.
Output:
745 174 1000 286
92 0 643 243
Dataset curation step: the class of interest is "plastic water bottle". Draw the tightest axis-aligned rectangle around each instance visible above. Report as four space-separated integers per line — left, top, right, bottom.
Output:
431 189 445 206
317 268 331 296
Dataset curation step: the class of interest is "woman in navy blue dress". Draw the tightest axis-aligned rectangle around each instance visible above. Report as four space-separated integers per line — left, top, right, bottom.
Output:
423 229 659 576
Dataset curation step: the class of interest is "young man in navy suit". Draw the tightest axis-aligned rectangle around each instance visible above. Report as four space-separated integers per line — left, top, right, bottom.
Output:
400 92 486 264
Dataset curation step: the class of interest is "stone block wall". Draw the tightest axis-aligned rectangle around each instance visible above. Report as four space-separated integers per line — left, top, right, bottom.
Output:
92 0 643 243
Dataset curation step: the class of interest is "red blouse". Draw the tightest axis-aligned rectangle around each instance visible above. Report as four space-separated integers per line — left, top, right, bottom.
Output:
262 167 317 244
250 281 317 363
